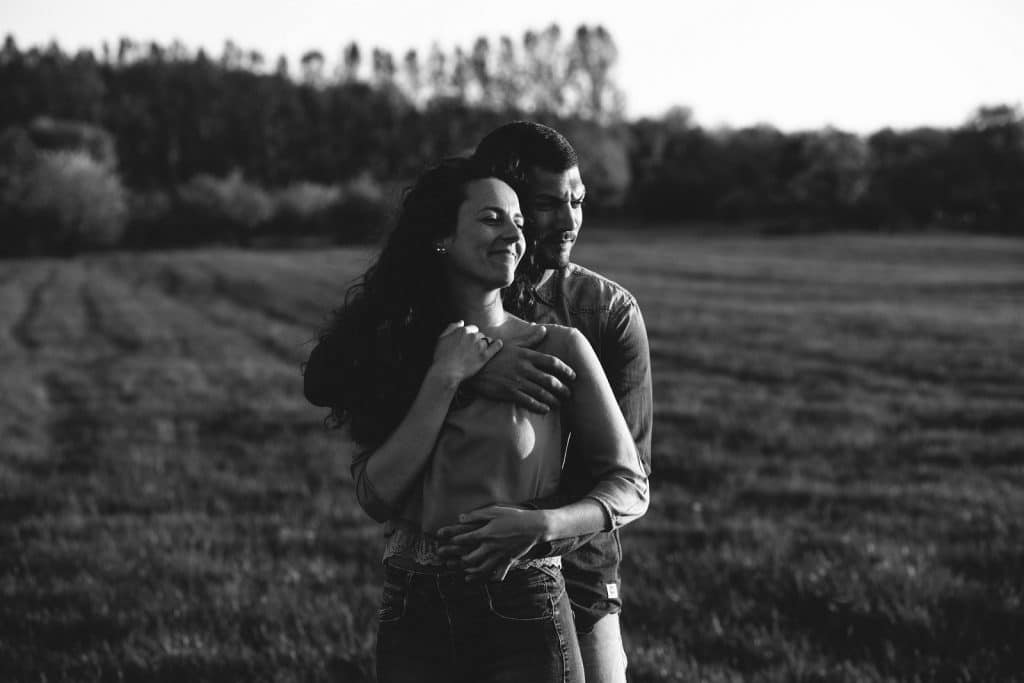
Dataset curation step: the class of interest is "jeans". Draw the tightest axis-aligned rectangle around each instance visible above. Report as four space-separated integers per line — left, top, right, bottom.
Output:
375 560 584 683
578 612 628 683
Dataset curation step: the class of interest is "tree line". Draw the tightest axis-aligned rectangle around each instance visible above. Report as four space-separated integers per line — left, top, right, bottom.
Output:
1 29 1022 256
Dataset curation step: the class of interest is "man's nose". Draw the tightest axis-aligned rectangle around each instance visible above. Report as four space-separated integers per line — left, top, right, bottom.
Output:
558 204 578 230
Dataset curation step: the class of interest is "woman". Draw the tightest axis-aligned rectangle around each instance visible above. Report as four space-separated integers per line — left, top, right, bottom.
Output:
312 157 648 682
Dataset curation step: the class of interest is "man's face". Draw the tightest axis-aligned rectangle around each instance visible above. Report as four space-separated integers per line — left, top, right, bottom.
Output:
522 165 585 269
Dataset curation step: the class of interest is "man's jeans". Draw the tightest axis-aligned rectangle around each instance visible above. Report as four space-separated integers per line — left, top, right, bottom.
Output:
375 560 584 683
578 612 628 683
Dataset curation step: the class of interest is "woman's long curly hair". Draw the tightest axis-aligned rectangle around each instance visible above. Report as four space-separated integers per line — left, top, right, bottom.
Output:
312 156 532 448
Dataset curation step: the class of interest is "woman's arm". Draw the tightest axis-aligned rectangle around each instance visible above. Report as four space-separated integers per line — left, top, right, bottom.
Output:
350 322 503 521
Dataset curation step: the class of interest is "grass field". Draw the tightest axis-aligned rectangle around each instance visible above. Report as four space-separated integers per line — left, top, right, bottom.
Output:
1 231 1022 682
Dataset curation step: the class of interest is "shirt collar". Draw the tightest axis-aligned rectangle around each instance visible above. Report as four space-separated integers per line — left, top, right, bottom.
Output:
533 264 571 308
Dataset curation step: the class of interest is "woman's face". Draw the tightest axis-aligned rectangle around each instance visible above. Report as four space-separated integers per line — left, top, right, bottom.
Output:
441 177 525 290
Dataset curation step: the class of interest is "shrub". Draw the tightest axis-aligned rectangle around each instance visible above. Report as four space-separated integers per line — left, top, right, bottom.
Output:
0 127 39 256
4 149 128 255
176 170 274 245
332 174 391 244
273 181 343 236
28 117 118 169
122 189 175 248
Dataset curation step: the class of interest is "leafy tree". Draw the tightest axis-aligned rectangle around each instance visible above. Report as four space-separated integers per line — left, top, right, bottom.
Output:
300 50 325 87
470 38 492 107
338 42 361 82
785 128 869 224
568 26 625 123
12 148 127 254
864 127 950 227
372 48 396 88
401 49 422 105
426 43 448 101
492 35 522 111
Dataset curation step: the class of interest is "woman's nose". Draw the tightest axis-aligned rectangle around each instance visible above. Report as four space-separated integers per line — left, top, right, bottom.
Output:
501 218 522 239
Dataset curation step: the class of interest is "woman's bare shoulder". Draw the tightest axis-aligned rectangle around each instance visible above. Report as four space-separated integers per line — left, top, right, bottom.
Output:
499 316 593 365
535 323 592 363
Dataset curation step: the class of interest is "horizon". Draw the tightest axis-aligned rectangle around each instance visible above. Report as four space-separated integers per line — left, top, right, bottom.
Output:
3 0 1023 134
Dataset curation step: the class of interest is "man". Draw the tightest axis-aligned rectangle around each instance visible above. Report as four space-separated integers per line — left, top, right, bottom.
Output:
304 122 652 683
451 121 652 683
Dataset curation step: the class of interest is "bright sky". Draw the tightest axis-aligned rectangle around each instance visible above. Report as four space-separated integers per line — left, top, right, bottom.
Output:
4 0 1022 132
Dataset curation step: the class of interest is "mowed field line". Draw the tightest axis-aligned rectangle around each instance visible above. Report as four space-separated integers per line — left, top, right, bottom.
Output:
0 265 56 471
99 254 317 368
9 261 97 354
0 262 52 356
113 248 366 331
187 248 375 324
5 264 57 354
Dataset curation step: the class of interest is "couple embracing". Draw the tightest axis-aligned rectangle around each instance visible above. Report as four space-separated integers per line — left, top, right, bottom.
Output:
304 122 653 683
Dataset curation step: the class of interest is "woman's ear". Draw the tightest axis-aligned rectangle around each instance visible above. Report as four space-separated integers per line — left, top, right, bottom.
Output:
435 236 453 254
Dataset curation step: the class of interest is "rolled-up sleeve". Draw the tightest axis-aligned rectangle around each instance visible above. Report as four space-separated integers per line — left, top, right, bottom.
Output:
563 328 650 531
604 298 653 477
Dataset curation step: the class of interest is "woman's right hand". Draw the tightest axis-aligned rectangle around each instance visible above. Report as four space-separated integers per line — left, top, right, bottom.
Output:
430 321 504 385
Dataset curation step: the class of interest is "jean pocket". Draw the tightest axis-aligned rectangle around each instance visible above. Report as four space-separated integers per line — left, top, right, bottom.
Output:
485 566 562 622
377 567 409 624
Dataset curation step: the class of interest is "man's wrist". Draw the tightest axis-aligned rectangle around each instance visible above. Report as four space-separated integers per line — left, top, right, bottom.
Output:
538 509 558 542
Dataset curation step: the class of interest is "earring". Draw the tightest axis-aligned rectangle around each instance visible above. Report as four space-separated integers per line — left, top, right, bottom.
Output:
434 244 447 255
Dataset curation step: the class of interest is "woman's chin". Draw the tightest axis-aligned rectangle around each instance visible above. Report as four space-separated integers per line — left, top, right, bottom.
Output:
494 273 515 289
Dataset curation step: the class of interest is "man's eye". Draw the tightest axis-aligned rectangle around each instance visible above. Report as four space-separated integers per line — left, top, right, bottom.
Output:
571 198 586 209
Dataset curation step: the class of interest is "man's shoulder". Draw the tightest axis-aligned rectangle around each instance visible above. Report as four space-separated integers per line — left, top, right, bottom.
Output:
561 262 637 310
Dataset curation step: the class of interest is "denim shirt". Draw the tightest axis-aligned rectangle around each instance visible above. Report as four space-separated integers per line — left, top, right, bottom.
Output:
529 262 653 629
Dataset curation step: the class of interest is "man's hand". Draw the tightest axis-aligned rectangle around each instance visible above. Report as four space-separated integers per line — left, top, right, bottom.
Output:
466 325 576 414
436 505 549 581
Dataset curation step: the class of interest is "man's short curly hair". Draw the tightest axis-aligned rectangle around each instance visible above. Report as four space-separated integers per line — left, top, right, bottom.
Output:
473 121 578 180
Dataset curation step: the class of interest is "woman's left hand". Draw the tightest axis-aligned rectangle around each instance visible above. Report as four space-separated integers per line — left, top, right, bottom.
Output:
436 505 548 581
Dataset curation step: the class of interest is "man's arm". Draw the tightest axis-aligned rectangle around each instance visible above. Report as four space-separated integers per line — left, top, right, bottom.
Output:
438 325 651 576
438 295 654 572
539 297 653 555
466 324 576 414
601 297 654 476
